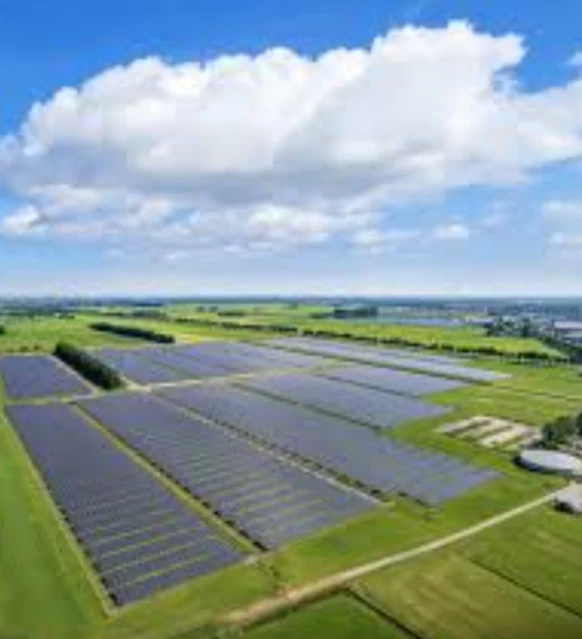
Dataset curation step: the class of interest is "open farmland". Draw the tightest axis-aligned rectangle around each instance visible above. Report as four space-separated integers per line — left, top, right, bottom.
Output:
164 304 562 360
241 595 407 639
0 315 580 639
357 551 582 639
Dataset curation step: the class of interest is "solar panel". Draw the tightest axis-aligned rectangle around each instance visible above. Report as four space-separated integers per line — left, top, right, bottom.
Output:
160 382 498 506
5 402 244 606
265 338 509 382
93 349 189 384
78 392 376 550
95 530 206 572
136 347 231 379
322 365 466 396
238 373 450 428
112 549 241 605
0 355 93 400
173 344 287 374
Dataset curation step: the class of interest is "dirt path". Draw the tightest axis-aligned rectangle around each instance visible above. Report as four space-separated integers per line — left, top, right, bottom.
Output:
224 487 567 627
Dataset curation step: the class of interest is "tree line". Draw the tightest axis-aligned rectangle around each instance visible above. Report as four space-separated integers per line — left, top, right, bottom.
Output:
90 322 175 343
54 342 123 390
170 316 568 363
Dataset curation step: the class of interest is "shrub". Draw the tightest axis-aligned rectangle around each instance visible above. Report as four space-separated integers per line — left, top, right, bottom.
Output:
90 322 175 343
54 342 123 390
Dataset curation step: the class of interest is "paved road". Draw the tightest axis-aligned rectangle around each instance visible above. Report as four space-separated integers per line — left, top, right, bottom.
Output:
225 486 568 626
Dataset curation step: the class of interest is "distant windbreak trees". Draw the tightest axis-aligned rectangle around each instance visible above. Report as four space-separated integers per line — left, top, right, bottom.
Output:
90 322 175 344
54 342 123 390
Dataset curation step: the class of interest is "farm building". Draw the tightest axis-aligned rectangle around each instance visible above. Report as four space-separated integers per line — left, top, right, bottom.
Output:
517 449 582 477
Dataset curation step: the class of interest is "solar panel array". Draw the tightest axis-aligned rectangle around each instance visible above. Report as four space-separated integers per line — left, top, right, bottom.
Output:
265 338 509 382
321 365 466 396
93 341 334 386
94 348 191 385
211 341 332 369
238 373 449 428
0 355 93 400
78 393 374 549
171 344 285 374
174 341 331 373
6 403 243 606
160 383 498 506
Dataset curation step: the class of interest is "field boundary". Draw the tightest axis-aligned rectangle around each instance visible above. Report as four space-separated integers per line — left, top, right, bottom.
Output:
223 486 566 627
467 555 582 621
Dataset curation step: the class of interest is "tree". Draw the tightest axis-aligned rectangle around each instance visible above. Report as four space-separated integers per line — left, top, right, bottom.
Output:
542 415 577 448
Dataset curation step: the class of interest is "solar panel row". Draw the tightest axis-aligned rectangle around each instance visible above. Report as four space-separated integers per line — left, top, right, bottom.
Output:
5 403 244 606
265 338 509 382
0 355 93 400
160 382 498 506
321 365 466 396
238 373 450 429
94 349 190 385
78 393 375 549
92 341 334 386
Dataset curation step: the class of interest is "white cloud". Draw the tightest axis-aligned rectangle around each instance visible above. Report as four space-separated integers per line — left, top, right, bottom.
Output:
1 21 582 250
0 205 44 236
432 223 471 240
244 205 359 245
569 51 582 67
352 227 420 247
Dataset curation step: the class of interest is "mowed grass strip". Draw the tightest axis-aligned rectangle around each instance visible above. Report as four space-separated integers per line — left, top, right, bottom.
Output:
240 594 408 639
457 507 582 618
358 552 582 639
430 383 580 426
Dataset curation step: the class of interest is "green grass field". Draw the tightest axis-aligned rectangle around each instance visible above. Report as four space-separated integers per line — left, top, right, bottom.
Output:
353 503 582 639
162 304 562 359
240 595 408 639
0 313 580 639
457 508 582 617
358 551 582 639
0 314 279 354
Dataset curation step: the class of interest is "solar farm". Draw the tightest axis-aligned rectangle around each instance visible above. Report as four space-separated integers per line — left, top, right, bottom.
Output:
0 354 93 399
267 337 511 382
1 325 579 639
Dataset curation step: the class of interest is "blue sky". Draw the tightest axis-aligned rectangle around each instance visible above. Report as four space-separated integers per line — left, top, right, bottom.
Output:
1 0 582 296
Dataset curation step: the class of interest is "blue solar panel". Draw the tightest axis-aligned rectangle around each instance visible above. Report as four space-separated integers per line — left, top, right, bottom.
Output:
0 355 92 400
160 382 498 506
112 548 241 605
265 338 509 382
5 402 244 606
322 365 466 396
137 347 231 378
93 349 189 384
238 373 450 428
78 392 376 550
